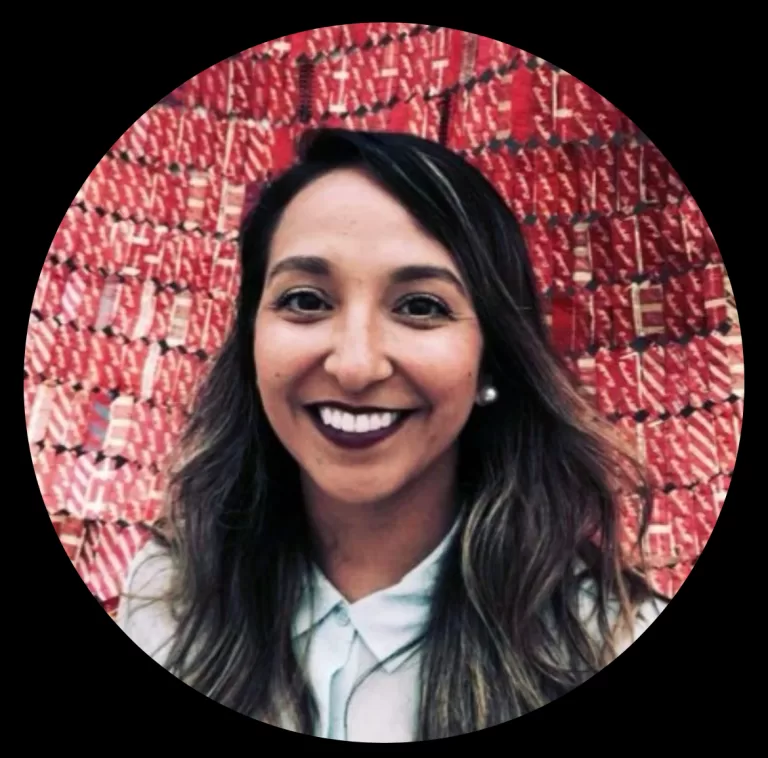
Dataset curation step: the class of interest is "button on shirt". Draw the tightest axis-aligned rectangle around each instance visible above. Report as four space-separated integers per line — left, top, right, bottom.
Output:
290 520 460 741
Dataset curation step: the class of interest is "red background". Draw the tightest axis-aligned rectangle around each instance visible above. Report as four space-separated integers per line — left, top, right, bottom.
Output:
24 24 742 618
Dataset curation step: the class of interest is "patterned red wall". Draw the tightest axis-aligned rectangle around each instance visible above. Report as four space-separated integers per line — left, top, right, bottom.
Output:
24 24 743 618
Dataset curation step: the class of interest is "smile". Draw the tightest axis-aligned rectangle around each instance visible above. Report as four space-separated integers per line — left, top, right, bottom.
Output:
305 403 415 450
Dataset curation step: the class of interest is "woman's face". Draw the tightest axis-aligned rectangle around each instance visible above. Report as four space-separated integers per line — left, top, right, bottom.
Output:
253 168 485 506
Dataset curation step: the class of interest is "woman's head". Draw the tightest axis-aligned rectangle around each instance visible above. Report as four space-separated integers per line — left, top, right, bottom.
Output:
239 129 556 508
161 128 653 739
252 166 483 508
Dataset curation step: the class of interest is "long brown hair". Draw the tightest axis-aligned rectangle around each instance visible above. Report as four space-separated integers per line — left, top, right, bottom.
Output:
146 128 655 739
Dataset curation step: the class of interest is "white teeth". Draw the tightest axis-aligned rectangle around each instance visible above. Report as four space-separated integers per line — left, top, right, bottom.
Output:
354 415 370 433
315 406 402 434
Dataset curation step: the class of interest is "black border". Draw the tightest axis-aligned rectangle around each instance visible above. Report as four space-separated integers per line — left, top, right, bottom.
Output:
18 17 751 749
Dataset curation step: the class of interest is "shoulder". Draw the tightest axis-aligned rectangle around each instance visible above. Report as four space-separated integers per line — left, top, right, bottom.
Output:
116 539 177 666
577 578 669 657
614 594 668 656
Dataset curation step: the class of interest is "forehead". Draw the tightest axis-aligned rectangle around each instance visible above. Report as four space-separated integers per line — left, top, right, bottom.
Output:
269 168 457 273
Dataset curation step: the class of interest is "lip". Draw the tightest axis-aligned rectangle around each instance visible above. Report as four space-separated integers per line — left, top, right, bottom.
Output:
304 405 414 450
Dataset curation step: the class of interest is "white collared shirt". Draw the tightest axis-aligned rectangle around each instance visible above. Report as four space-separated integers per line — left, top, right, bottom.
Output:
290 521 459 741
117 524 666 742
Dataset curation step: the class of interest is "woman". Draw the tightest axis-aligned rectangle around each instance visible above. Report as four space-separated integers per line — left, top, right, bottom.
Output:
118 127 667 742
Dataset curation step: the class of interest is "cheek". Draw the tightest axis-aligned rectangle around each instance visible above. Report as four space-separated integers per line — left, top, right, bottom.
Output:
253 318 321 400
402 329 483 407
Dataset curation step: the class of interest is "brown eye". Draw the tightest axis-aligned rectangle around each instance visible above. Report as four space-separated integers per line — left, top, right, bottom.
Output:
275 289 330 313
395 294 453 320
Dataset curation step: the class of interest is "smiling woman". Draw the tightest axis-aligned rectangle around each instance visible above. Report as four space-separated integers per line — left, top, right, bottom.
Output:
256 165 484 536
117 128 666 742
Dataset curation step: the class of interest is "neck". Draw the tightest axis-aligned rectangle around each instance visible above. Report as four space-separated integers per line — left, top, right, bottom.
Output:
302 452 460 603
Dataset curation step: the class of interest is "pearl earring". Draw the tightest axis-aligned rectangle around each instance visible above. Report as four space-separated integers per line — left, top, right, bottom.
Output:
476 385 498 406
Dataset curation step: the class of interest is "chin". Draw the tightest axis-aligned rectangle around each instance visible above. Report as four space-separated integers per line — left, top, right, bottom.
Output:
306 470 410 507
321 483 400 507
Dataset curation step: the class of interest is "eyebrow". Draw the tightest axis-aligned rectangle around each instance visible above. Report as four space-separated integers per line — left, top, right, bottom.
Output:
266 256 467 297
266 255 331 281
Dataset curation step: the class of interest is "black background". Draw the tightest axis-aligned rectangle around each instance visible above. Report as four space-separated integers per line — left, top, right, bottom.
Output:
16 16 753 750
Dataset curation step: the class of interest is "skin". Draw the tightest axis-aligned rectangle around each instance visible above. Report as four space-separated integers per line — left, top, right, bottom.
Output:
253 168 486 601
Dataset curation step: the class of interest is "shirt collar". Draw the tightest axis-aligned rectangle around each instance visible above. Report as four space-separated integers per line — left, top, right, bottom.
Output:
292 518 460 673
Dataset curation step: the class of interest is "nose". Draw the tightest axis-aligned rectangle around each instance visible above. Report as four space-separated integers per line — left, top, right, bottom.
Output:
323 308 394 393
